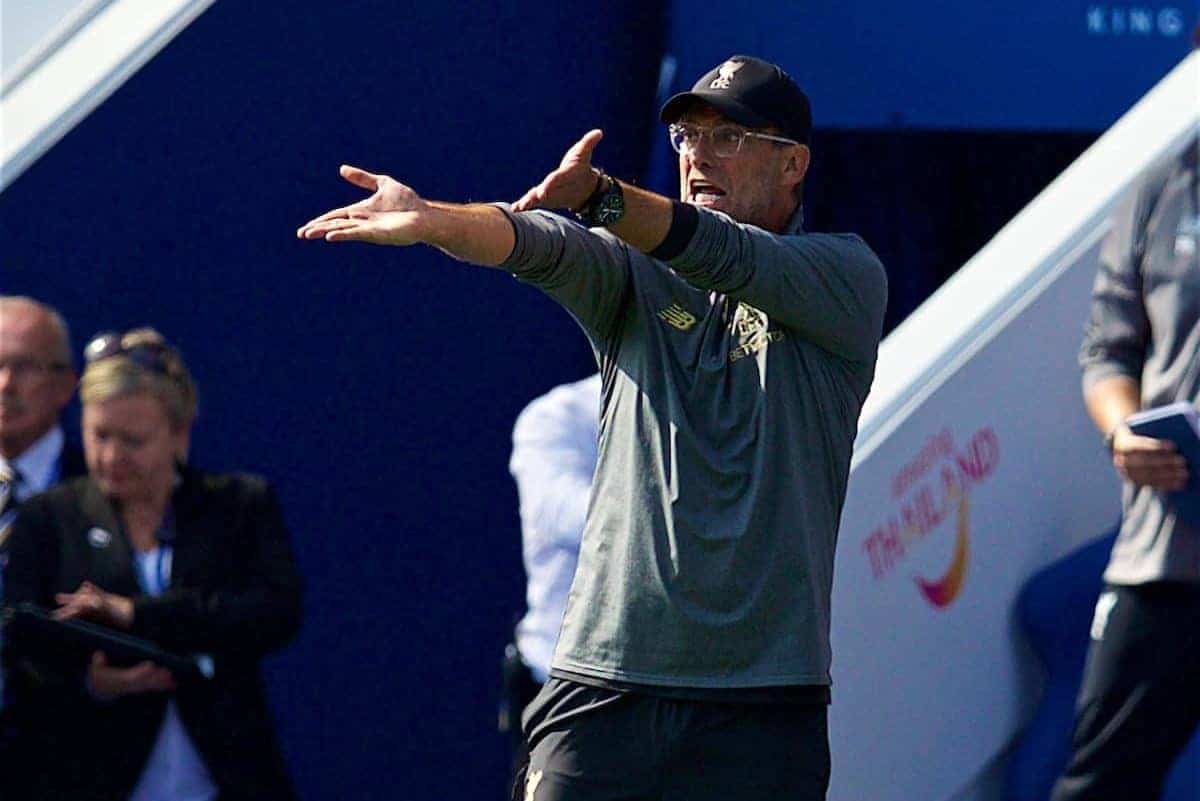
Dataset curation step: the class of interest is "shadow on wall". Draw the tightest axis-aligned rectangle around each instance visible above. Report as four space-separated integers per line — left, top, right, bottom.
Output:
1008 528 1200 800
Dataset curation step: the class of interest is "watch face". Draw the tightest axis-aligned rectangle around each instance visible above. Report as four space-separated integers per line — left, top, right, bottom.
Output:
595 194 625 225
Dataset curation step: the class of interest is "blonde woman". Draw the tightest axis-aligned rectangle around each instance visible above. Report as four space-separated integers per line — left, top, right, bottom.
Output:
3 329 302 801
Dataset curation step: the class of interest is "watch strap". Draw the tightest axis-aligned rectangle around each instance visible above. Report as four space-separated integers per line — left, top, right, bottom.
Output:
574 170 609 214
576 169 624 227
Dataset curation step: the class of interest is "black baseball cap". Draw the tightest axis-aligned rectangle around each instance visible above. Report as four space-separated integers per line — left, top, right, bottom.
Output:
659 55 812 146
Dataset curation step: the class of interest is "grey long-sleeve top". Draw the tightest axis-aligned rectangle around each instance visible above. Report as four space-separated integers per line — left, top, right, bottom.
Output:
501 203 887 688
1080 137 1200 584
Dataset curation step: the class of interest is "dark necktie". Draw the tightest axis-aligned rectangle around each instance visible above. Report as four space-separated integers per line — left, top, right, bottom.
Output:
0 463 19 705
0 462 22 550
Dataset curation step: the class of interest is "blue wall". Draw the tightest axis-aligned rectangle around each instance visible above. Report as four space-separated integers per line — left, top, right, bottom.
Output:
1 2 664 798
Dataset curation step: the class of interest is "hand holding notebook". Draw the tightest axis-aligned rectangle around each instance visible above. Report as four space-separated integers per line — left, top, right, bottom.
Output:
1125 402 1200 525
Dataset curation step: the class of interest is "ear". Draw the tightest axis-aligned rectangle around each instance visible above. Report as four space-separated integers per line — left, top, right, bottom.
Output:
782 144 811 190
53 369 78 412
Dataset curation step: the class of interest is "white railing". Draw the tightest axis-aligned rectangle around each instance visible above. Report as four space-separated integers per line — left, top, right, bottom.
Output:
0 0 217 191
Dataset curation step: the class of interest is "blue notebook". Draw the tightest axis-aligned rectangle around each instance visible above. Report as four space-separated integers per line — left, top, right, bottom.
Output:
1126 402 1200 525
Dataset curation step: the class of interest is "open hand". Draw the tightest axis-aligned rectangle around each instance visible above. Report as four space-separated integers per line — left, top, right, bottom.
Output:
86 652 176 701
513 130 605 213
54 581 134 629
1111 425 1189 490
297 165 429 246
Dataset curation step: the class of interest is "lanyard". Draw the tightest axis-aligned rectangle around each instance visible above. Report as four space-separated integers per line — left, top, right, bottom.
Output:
135 545 173 597
133 509 175 597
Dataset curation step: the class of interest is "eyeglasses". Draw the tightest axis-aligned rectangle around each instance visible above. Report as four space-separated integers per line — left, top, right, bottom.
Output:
83 332 174 375
0 357 69 380
668 123 799 159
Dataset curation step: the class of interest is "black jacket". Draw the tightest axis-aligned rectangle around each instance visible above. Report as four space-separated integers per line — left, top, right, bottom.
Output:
2 466 303 801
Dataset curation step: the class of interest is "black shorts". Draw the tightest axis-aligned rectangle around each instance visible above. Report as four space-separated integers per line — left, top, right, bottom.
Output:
516 678 830 801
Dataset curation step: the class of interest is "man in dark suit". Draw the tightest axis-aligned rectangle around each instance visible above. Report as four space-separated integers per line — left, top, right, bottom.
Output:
0 296 86 534
0 296 85 728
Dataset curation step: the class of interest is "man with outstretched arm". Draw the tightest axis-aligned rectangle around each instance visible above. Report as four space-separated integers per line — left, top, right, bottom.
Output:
299 55 887 801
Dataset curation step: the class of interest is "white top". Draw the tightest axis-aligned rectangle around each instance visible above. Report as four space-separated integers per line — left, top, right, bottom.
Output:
509 374 600 682
128 546 218 801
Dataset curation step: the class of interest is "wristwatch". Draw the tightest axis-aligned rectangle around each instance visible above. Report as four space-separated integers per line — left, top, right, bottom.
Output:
576 169 625 227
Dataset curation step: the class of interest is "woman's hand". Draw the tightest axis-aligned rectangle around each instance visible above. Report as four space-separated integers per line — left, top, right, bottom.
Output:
54 581 135 629
85 652 176 701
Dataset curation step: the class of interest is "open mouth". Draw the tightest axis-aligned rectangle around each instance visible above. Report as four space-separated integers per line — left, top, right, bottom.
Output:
689 180 726 204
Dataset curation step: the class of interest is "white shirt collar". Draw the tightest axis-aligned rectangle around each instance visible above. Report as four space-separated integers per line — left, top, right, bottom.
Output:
2 426 65 497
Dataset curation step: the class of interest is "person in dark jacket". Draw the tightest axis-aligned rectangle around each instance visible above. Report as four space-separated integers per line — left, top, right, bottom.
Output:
2 327 303 801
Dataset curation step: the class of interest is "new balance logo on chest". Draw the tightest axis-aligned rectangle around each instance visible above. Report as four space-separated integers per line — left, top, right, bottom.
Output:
658 304 697 331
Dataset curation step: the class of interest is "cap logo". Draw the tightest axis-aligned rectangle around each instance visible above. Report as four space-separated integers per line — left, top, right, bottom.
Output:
709 60 744 90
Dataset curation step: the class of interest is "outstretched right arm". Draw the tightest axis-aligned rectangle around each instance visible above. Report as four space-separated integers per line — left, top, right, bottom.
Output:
296 165 515 267
298 151 634 340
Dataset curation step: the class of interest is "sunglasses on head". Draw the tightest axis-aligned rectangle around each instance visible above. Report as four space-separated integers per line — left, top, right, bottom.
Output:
83 332 174 375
